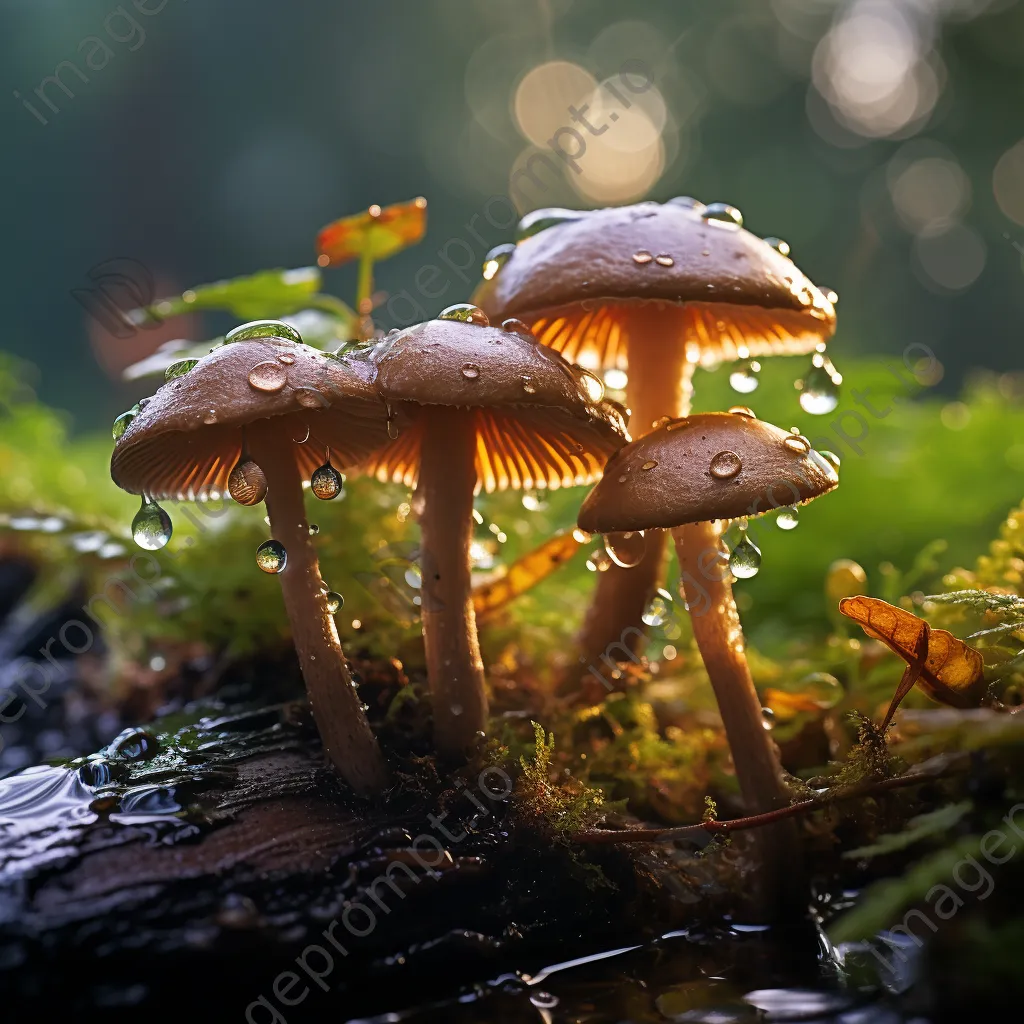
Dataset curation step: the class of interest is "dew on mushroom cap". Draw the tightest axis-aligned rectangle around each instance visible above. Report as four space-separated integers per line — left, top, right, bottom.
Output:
225 319 302 345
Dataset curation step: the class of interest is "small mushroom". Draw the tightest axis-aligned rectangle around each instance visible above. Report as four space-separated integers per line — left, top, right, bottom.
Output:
366 309 629 758
475 201 836 665
110 334 394 796
578 410 839 914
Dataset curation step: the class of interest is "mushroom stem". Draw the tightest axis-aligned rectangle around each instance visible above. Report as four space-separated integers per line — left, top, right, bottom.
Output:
673 518 802 917
576 306 695 670
247 425 389 797
416 406 488 758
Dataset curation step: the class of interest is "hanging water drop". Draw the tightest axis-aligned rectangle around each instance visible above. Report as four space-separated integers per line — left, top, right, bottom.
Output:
776 506 800 530
310 461 344 500
256 540 287 573
112 410 135 440
481 243 515 281
709 450 743 479
248 361 288 393
461 362 481 380
763 236 791 256
132 498 172 551
308 524 319 536
604 530 646 569
164 358 198 382
515 207 582 241
797 355 842 415
729 531 761 579
228 459 268 506
761 707 776 729
729 359 760 393
702 202 743 228
438 303 489 326
325 591 343 614
642 588 674 627
225 319 302 344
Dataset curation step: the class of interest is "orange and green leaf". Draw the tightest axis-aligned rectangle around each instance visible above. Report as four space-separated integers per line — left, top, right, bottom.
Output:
316 197 428 266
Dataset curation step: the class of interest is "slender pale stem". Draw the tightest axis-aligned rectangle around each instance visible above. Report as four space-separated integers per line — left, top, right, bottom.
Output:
576 304 695 670
356 251 375 340
416 407 488 758
674 518 802 917
248 424 389 796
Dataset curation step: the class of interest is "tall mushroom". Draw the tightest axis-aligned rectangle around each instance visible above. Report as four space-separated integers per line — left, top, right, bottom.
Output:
474 200 838 664
578 410 839 913
362 305 629 758
110 330 394 796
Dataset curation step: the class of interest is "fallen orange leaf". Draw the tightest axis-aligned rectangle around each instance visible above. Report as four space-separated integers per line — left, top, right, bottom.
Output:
839 595 986 729
316 198 428 266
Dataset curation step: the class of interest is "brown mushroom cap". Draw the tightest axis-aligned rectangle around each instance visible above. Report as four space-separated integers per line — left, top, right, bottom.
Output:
364 318 629 492
473 202 836 369
111 338 391 500
577 411 838 534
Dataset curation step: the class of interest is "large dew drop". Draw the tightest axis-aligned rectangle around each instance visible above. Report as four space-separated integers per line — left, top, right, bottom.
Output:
502 318 531 335
132 498 172 551
226 319 302 344
797 354 842 415
776 505 800 530
515 207 583 241
710 450 743 479
729 359 761 394
256 540 287 573
438 303 489 326
228 459 268 506
325 591 344 614
164 358 198 382
702 202 743 228
604 530 646 569
481 243 515 281
112 410 135 440
310 461 343 500
729 531 761 579
248 361 288 393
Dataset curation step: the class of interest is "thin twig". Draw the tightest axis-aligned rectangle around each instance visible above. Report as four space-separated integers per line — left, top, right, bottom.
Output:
575 755 966 846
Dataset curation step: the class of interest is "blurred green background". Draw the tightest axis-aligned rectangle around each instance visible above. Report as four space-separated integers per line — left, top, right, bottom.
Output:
2 0 1024 648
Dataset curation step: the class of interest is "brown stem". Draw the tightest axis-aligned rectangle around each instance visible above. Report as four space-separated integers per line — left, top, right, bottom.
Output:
576 305 695 671
416 407 488 759
576 755 963 845
248 424 388 796
674 518 801 916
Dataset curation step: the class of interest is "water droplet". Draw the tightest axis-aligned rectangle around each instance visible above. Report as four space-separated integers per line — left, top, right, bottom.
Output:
501 318 531 335
203 409 218 424
702 202 743 228
277 353 296 365
729 532 761 579
764 236 791 256
108 727 158 762
164 358 198 382
310 462 344 500
586 548 612 572
112 410 135 440
801 672 843 709
515 207 582 241
326 591 343 614
438 303 489 326
386 415 400 439
248 360 288 393
641 460 658 471
820 450 841 469
295 387 327 408
729 359 761 393
710 450 742 479
728 405 756 419
632 250 653 264
776 506 800 530
225 319 302 344
308 524 319 536
228 459 268 506
604 530 645 569
654 253 674 267
667 196 705 211
256 539 287 573
530 991 559 1009
451 703 464 717
461 362 481 380
577 368 605 403
642 588 675 627
572 528 591 543
761 706 776 729
482 243 515 281
520 374 537 394
783 435 810 454
797 359 841 415
132 498 172 551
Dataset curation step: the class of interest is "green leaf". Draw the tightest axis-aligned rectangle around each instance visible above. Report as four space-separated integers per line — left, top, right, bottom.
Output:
843 801 972 860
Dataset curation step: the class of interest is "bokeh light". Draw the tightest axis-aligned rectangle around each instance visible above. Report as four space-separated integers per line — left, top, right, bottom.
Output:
993 139 1024 226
